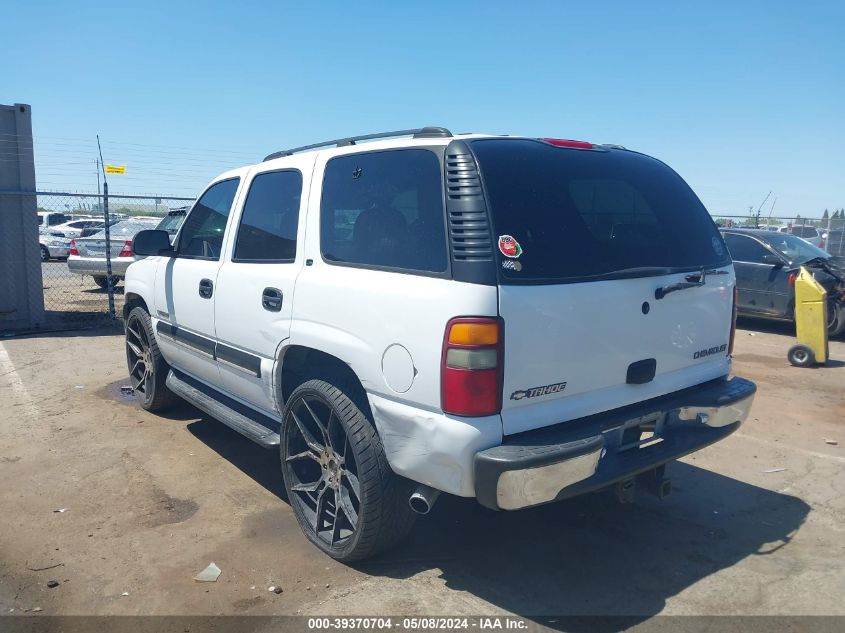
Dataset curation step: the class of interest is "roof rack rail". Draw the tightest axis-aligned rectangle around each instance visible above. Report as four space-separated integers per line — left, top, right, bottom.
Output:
263 127 453 161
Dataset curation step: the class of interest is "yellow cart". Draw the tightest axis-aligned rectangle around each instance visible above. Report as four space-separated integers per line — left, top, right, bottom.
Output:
788 266 829 367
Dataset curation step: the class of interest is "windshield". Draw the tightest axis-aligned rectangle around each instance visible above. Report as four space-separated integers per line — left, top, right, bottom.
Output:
472 139 730 283
764 233 829 264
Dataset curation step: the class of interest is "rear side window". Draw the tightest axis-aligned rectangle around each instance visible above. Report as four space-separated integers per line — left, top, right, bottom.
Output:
234 170 302 262
471 139 731 283
177 178 239 259
320 149 447 273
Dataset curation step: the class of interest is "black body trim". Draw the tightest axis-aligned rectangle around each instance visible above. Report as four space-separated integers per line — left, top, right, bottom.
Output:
626 358 657 384
474 376 756 510
155 321 263 378
444 140 496 286
156 321 215 357
216 343 262 377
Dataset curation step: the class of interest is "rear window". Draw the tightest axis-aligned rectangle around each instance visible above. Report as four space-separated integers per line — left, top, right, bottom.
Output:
471 139 730 283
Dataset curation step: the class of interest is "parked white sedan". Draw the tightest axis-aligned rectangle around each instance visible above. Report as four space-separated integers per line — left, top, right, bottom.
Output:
39 231 72 261
67 219 160 288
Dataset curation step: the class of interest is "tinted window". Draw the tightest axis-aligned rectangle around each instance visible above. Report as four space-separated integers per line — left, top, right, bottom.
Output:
320 150 447 273
177 178 239 259
472 139 730 283
722 234 772 263
234 170 302 261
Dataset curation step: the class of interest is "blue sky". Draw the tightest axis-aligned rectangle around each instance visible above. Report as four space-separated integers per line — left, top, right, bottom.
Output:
3 1 843 216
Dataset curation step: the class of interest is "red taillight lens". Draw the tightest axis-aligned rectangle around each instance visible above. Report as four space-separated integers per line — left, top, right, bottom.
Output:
118 240 134 257
69 239 79 256
788 273 797 288
441 317 503 417
542 138 594 149
728 286 738 356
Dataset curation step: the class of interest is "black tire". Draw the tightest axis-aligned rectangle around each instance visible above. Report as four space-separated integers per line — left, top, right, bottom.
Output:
93 275 109 290
281 378 416 562
787 344 816 368
125 306 177 411
40 245 50 262
828 302 845 337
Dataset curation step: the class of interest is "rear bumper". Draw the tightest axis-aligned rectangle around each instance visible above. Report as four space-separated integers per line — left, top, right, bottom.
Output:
474 376 756 510
67 256 133 277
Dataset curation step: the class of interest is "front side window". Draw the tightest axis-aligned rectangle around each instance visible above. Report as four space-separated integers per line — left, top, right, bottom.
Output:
234 170 302 262
320 149 447 273
723 234 773 263
177 178 240 259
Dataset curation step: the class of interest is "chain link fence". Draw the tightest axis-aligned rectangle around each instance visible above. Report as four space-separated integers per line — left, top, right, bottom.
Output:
1 190 194 332
713 214 845 256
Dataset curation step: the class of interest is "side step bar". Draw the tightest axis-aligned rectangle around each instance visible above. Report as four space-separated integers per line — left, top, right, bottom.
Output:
165 370 281 448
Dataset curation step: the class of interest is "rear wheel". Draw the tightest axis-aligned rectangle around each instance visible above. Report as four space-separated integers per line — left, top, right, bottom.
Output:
40 245 50 262
828 302 845 337
281 378 415 562
93 275 109 290
787 344 815 368
125 306 176 411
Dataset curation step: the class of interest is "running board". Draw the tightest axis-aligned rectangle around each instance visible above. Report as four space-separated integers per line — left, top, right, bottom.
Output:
165 370 281 448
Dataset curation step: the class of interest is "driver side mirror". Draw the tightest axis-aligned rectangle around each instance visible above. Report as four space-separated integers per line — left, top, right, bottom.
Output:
133 230 174 257
761 253 784 267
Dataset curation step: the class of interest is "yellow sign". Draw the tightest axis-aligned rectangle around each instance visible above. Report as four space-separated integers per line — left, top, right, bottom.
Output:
105 164 126 174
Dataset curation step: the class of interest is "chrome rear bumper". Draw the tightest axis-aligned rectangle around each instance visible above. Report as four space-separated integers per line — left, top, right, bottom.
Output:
474 376 756 511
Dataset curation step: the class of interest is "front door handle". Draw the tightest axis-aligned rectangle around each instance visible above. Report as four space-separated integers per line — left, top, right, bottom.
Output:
198 278 214 299
262 287 283 312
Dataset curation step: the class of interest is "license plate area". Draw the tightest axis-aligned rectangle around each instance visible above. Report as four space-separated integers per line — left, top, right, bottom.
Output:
604 412 666 453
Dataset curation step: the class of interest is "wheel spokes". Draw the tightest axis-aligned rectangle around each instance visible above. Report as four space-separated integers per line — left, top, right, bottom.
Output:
291 480 322 493
126 339 143 357
343 470 361 503
301 397 329 444
286 449 320 463
337 483 359 526
290 409 325 454
314 487 330 535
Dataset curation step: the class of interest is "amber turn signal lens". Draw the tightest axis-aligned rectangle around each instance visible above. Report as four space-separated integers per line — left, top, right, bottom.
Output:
448 322 499 346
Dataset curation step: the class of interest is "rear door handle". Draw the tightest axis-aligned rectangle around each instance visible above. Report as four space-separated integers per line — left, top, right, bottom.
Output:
262 287 283 312
198 278 214 299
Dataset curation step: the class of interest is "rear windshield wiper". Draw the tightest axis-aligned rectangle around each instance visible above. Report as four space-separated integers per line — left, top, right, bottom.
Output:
655 268 727 300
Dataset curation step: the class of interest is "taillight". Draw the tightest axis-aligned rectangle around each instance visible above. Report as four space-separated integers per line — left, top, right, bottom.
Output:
69 240 79 256
441 317 503 417
542 138 594 149
728 286 738 356
788 273 797 288
118 240 134 257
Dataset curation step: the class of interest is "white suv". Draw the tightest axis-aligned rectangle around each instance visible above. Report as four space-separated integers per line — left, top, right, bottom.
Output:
124 127 756 561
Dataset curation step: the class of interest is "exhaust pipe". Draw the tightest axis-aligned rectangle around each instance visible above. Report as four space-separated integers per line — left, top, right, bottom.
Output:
408 484 440 515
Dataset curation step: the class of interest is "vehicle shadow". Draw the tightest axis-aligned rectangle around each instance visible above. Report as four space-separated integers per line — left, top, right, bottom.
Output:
738 316 845 342
187 417 809 628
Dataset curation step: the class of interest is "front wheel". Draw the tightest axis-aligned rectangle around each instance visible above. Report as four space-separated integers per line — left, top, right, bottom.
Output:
281 379 416 562
125 307 177 411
